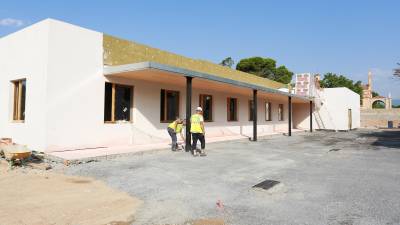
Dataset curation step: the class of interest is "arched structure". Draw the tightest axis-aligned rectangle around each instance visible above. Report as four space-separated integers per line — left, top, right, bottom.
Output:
361 72 392 109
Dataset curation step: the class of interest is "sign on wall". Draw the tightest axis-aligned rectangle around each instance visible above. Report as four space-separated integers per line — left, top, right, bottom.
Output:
295 73 312 96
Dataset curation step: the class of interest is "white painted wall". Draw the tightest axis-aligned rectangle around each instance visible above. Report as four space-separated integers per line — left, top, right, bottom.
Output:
294 87 360 131
0 20 50 150
0 19 305 152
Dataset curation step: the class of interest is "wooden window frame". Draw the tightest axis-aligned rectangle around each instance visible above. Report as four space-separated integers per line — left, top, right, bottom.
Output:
12 79 26 122
278 104 284 121
265 101 272 121
104 82 133 123
248 100 254 121
199 94 213 122
227 97 238 122
160 89 180 123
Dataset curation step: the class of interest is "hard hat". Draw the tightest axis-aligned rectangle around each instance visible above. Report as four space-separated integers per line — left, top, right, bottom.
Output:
196 107 203 112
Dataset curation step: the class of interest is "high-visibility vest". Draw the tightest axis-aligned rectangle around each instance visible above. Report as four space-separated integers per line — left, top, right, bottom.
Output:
190 114 203 133
168 121 183 133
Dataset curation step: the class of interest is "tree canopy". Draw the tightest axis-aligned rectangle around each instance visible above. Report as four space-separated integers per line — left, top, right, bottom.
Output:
219 57 235 68
236 57 294 84
372 91 380 97
394 63 400 77
319 73 363 97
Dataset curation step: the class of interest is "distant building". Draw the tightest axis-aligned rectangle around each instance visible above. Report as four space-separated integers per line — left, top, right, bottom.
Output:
361 71 392 109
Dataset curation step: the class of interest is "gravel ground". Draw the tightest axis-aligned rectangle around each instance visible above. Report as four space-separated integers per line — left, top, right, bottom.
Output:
66 129 400 225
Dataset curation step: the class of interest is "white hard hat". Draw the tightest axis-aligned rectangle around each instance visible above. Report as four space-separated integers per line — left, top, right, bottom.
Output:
196 107 203 112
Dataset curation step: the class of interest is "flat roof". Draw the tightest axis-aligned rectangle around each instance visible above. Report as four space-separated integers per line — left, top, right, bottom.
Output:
104 61 312 101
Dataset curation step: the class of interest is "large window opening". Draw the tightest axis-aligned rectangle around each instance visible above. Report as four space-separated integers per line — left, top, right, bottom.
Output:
278 104 284 121
199 94 213 122
12 79 26 122
227 97 238 121
104 82 133 122
249 100 255 121
265 102 272 121
160 89 180 122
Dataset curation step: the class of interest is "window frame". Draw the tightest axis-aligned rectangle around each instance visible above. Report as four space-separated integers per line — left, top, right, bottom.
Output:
160 89 180 123
227 97 238 122
265 101 272 121
11 79 26 122
199 94 213 122
104 82 134 123
278 104 284 121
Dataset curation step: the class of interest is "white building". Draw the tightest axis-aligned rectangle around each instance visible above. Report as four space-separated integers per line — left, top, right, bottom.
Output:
0 19 358 156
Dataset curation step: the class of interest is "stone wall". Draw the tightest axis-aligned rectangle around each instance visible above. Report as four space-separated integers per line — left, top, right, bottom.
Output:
361 109 400 128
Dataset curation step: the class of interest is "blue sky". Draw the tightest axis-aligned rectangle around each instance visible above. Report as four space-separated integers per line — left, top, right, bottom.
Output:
1 0 400 99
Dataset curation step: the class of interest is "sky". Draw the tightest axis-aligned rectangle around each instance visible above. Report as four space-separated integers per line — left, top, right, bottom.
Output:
1 0 400 99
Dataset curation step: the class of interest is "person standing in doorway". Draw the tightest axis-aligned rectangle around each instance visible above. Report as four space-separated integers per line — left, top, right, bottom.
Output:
190 107 206 156
167 118 185 151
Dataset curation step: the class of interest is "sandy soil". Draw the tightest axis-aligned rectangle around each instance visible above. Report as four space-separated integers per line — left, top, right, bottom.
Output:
0 161 142 225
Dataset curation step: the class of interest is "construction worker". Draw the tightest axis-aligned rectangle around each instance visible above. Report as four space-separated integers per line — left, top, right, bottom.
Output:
167 118 185 151
190 107 206 156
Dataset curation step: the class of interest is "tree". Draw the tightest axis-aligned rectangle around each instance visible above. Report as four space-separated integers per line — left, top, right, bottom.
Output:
394 63 400 77
219 57 234 68
372 101 385 109
372 91 380 97
319 73 363 97
236 57 293 84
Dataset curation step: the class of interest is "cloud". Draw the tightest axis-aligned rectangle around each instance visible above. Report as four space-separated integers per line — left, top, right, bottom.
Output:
0 18 24 27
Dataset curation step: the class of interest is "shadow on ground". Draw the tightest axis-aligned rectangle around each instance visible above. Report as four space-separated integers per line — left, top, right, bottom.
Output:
359 129 400 149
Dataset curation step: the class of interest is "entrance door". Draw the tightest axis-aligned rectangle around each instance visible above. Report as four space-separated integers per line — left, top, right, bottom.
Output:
348 109 352 130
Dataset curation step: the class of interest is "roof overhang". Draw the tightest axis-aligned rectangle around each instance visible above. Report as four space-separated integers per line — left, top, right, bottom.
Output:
104 61 312 102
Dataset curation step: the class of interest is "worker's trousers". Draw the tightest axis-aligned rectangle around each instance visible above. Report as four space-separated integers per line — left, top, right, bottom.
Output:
191 133 205 151
167 127 177 151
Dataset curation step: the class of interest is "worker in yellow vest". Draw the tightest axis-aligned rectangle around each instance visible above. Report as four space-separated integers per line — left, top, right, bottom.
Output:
190 107 206 156
167 118 185 151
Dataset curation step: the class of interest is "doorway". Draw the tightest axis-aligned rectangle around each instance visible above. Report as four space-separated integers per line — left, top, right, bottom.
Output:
348 109 352 130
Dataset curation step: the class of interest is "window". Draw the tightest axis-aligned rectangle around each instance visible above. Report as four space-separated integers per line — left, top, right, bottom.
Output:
199 94 213 122
227 97 238 121
249 100 254 121
265 102 272 121
104 82 133 122
278 104 284 121
12 79 26 121
160 89 179 122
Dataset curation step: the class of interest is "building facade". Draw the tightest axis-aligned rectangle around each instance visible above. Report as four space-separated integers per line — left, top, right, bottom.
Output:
0 19 319 153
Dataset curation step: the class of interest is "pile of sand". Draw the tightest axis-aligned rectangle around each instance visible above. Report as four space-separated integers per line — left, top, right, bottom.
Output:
0 162 141 225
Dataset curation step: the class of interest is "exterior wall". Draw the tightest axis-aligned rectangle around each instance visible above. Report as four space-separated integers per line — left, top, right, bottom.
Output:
294 87 360 131
50 74 292 149
0 20 50 150
44 19 107 151
317 88 360 130
361 109 400 128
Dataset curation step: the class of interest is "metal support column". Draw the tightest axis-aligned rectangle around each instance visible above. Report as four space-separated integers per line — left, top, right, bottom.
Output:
252 89 258 141
310 100 313 132
185 76 192 151
288 96 292 136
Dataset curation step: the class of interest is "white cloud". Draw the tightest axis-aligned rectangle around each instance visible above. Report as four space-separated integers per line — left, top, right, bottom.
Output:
0 18 24 27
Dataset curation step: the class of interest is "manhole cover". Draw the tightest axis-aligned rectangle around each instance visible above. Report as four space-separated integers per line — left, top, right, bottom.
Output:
252 179 280 190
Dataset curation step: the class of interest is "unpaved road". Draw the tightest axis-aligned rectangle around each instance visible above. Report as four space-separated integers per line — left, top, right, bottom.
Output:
0 162 141 225
67 129 400 225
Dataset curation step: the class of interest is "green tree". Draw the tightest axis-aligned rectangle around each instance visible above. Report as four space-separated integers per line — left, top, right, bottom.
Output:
372 101 386 109
372 91 380 97
219 57 235 68
319 73 363 97
236 57 293 84
394 63 400 77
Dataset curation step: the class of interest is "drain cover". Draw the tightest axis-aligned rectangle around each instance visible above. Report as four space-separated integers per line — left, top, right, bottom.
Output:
252 179 280 190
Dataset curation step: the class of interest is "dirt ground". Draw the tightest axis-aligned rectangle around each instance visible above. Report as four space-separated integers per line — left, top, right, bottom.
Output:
0 161 142 225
